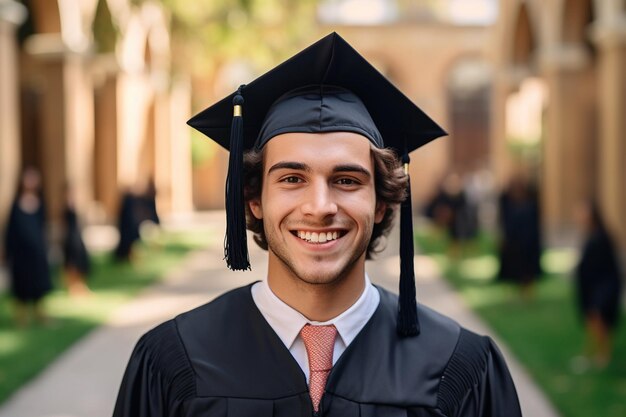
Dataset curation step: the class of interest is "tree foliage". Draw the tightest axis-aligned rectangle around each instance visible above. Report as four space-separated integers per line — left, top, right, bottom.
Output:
93 0 118 53
136 0 318 76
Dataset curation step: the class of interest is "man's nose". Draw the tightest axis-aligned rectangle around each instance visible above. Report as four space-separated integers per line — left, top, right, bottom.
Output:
301 181 338 217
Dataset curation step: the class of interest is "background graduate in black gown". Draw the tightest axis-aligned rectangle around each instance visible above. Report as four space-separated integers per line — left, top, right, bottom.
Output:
113 33 521 417
574 200 623 368
3 167 52 327
137 178 160 227
424 172 478 259
497 173 543 299
114 189 141 262
114 181 161 262
62 184 91 297
136 178 161 247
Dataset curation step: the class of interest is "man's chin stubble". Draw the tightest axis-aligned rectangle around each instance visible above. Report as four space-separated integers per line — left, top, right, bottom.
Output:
270 245 367 290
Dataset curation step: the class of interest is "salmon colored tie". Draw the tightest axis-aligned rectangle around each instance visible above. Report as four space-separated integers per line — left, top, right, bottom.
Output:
300 324 337 412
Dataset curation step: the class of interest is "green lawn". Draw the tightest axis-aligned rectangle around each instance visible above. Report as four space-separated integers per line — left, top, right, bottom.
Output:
416 227 626 417
0 230 211 405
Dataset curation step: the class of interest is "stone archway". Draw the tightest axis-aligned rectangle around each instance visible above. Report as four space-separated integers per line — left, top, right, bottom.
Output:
512 3 536 67
562 0 595 45
501 2 541 179
446 57 492 175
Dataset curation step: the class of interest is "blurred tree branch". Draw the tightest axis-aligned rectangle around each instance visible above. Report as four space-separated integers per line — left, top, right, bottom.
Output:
133 0 318 77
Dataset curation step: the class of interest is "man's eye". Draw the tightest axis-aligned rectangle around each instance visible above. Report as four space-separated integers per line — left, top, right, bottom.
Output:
281 176 302 183
337 178 358 185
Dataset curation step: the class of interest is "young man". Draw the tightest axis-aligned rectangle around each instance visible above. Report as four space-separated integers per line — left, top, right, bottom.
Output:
113 33 521 417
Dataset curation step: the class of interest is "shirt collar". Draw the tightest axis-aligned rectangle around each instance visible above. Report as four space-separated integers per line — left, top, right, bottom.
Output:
252 274 379 349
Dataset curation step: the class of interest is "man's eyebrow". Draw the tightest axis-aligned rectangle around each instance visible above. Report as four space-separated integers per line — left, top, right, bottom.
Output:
267 161 311 175
267 162 371 178
333 164 371 178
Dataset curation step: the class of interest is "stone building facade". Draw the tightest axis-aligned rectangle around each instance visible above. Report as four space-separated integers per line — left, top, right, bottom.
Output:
492 0 625 252
0 0 192 249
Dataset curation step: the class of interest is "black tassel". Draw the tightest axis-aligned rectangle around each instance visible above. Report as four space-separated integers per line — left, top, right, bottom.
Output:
224 85 250 270
397 153 420 337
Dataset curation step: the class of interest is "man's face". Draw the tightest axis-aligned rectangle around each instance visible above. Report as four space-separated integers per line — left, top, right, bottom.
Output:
249 132 385 286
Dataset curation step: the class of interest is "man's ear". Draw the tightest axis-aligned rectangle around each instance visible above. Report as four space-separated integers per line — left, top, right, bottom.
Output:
374 202 386 224
249 199 263 220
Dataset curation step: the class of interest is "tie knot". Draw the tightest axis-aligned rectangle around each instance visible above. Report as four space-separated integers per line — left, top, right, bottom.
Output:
300 324 337 372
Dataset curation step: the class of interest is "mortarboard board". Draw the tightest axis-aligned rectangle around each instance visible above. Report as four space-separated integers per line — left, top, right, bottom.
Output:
188 32 447 337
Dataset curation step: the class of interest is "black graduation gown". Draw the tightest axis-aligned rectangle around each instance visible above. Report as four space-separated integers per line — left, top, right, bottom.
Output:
575 231 622 328
113 285 521 417
63 207 91 275
497 191 542 283
4 201 52 302
114 193 141 261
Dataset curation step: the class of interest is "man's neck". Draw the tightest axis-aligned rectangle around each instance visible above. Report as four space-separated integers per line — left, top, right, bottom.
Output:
266 257 366 322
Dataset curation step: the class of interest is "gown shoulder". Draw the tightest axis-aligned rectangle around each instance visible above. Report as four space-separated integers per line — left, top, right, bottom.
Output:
114 285 521 417
372 287 521 417
437 328 521 417
112 320 196 417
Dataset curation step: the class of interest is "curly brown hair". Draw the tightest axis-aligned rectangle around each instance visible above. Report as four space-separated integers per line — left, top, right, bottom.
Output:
243 144 408 259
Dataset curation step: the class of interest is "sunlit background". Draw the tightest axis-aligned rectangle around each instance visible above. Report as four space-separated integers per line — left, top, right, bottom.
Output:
0 1 625 417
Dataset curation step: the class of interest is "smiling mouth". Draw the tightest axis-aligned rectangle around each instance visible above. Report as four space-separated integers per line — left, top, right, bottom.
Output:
291 230 345 243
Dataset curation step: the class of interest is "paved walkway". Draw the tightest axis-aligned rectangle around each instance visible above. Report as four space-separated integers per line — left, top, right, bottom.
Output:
0 212 560 417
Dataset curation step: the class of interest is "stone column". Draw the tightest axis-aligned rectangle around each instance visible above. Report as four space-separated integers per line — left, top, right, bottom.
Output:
21 33 95 231
116 71 152 188
150 75 193 215
27 40 67 228
0 0 27 234
64 52 95 214
593 20 626 254
490 69 518 189
93 58 120 221
540 44 597 242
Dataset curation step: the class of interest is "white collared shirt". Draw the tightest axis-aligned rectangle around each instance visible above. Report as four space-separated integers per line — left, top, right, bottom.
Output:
251 275 380 382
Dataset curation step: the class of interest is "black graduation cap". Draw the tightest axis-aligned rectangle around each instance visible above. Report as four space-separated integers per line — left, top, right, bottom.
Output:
188 32 447 337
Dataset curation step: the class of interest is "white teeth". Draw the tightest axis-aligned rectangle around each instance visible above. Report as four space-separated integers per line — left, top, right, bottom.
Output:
296 230 341 243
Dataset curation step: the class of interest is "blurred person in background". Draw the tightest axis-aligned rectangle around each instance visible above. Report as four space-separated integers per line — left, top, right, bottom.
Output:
3 166 52 327
114 188 141 262
136 178 161 245
497 173 542 300
137 177 160 226
62 184 91 296
114 180 161 262
574 200 622 369
463 166 496 236
423 178 453 239
424 172 476 259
